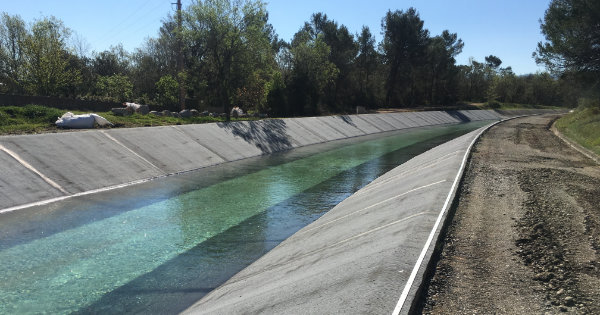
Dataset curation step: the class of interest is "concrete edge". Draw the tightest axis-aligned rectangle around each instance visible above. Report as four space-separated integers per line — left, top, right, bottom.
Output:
551 121 600 165
394 115 533 315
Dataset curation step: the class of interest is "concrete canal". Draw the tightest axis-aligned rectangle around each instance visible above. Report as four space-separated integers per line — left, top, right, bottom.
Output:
0 121 491 314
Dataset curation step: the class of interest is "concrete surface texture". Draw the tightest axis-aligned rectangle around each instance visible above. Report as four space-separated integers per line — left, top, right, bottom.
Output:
182 125 491 315
0 109 559 211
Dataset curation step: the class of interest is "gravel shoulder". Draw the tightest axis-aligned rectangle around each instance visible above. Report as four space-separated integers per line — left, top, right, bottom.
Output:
420 115 600 314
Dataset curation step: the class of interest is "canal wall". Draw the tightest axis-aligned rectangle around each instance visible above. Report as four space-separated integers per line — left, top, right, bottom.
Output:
182 123 495 315
0 109 560 211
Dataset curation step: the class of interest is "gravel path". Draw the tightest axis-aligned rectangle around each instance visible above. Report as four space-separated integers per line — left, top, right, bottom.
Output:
420 115 600 314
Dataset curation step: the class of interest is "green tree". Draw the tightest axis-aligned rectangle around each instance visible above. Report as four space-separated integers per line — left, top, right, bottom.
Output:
288 28 339 115
21 16 80 96
0 13 27 94
535 0 600 105
95 74 133 102
155 74 179 107
426 30 463 105
381 8 430 107
185 0 275 120
355 26 380 108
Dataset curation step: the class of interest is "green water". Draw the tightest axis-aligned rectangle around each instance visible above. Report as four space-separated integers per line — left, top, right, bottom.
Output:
0 121 490 314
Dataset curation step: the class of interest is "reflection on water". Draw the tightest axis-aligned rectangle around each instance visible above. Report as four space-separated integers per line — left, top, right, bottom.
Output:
0 122 490 314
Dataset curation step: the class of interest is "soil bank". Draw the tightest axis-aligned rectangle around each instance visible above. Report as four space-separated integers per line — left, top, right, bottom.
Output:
420 115 600 314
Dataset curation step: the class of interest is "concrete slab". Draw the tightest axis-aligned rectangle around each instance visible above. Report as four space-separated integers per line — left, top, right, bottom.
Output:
374 113 411 129
348 115 385 134
387 113 420 128
279 118 326 146
0 150 66 209
402 112 430 127
183 126 491 315
106 126 225 173
358 114 397 131
0 132 164 194
175 123 264 161
316 116 366 138
289 117 347 142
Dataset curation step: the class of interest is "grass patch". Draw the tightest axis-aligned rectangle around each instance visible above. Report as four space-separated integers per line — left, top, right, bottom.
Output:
555 107 600 156
480 102 561 110
0 104 258 135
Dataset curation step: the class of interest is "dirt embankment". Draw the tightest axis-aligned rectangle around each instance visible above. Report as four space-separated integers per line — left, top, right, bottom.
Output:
420 115 600 314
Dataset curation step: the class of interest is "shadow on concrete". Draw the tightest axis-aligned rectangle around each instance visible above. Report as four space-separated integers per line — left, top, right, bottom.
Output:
217 119 293 154
445 110 472 122
336 115 358 127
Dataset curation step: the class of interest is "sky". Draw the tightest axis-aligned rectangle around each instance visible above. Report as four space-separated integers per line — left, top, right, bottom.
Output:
2 0 551 75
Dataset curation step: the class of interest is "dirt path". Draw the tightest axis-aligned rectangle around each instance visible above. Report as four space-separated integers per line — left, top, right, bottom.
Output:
420 115 600 314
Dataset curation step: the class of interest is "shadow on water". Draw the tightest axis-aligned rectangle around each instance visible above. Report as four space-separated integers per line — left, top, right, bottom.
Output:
216 120 293 154
445 110 472 122
74 133 461 314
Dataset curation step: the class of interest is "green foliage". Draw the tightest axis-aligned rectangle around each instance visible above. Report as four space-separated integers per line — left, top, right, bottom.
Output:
95 74 133 102
0 13 28 94
0 104 63 134
155 74 179 107
555 106 600 155
21 16 81 96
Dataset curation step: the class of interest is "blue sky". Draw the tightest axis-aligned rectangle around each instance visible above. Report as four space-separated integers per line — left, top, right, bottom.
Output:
3 0 550 74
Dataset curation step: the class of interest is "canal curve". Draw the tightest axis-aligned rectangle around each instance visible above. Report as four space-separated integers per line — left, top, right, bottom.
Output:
0 121 491 314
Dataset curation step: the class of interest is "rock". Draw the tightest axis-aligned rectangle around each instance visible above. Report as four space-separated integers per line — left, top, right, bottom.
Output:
149 111 162 116
172 112 181 118
356 106 367 114
111 108 131 116
190 109 200 116
556 288 565 295
209 112 216 117
258 113 268 118
161 110 172 117
200 110 209 116
231 106 244 118
136 104 149 115
179 109 192 118
564 296 574 306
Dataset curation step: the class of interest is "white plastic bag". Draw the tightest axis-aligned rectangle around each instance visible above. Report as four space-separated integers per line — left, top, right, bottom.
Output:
55 112 113 129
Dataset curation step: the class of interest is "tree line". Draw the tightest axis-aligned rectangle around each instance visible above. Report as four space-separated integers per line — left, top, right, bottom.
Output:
0 0 596 118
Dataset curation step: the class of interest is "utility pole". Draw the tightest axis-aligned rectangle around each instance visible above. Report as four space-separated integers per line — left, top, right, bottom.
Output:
174 0 185 110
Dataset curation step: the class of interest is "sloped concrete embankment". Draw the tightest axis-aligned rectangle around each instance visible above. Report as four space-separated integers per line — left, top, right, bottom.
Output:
182 123 495 315
0 110 556 211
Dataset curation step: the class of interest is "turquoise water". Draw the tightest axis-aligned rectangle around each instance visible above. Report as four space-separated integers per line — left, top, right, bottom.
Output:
0 121 490 314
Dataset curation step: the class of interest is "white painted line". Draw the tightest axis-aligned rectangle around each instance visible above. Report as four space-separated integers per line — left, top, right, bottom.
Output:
0 144 69 195
300 180 446 235
0 176 159 214
356 150 461 196
100 131 165 173
391 122 500 315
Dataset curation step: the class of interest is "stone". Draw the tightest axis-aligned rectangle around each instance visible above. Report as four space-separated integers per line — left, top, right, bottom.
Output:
356 106 367 114
179 109 192 118
149 111 162 116
172 112 181 118
161 110 172 117
201 111 209 117
190 109 200 116
111 108 131 116
136 104 150 115
231 106 244 118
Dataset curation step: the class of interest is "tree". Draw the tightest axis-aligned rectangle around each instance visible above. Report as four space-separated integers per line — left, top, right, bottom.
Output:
427 30 463 105
535 0 600 105
95 74 133 102
185 0 275 120
21 16 80 96
485 55 502 70
155 74 179 107
92 44 130 77
381 8 430 107
0 13 27 94
355 26 380 108
535 0 600 75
